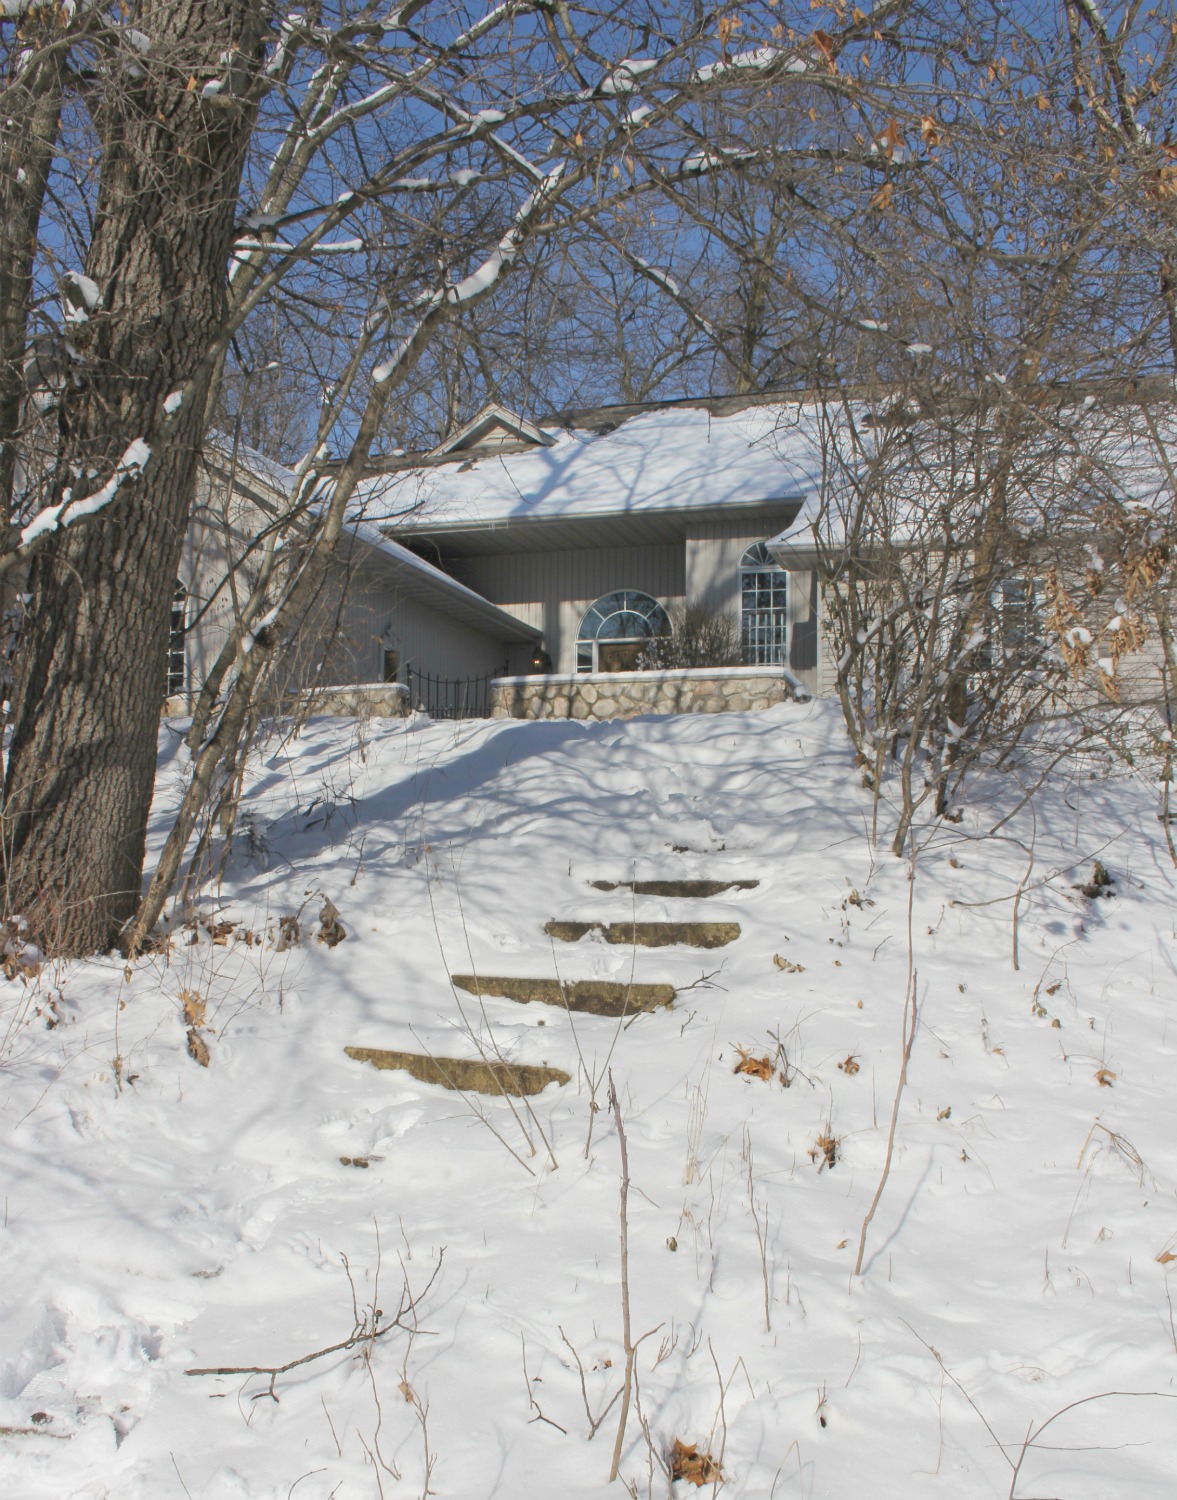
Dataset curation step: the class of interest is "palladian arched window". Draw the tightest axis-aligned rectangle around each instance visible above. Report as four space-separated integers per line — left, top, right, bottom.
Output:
740 542 788 665
576 590 670 673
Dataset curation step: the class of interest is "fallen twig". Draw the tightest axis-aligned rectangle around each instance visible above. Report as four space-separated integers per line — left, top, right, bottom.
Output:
185 1248 444 1401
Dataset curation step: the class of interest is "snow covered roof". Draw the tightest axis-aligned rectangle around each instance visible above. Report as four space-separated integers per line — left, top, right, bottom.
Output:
344 518 541 642
353 397 824 543
765 395 1177 560
203 429 300 500
204 432 539 643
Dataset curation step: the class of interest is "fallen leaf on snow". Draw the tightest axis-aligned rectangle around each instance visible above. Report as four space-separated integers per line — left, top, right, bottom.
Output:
669 1438 722 1486
734 1046 773 1080
318 897 347 947
180 989 206 1028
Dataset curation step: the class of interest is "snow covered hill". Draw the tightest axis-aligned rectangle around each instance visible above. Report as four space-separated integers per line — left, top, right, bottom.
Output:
2 700 1175 1498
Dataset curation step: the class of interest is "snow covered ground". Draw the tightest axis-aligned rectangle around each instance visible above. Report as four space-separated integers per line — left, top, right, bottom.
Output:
2 699 1176 1499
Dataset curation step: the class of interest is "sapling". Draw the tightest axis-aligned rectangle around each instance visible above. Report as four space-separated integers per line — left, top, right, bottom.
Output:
854 845 918 1276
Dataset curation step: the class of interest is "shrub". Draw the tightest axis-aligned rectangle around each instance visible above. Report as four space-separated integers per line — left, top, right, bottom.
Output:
638 601 742 670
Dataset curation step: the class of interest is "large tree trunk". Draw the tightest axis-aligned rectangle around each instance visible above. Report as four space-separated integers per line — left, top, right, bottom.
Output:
0 18 65 531
3 1 266 954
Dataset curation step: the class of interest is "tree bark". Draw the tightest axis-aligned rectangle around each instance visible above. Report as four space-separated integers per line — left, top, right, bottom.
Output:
0 17 66 532
3 0 267 954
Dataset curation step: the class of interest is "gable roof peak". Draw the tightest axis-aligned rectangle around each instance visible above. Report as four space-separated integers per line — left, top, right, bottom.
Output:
430 400 555 457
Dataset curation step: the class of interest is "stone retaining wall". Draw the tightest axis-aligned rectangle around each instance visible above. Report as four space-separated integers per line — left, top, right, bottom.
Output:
296 682 410 717
491 667 799 721
164 682 410 719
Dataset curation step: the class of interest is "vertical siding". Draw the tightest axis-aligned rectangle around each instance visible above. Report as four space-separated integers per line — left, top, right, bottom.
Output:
455 543 684 673
685 522 820 694
685 525 759 617
178 471 275 695
788 569 820 691
372 586 516 681
175 473 521 700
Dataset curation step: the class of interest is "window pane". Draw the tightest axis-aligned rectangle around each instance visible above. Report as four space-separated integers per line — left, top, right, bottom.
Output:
740 568 788 666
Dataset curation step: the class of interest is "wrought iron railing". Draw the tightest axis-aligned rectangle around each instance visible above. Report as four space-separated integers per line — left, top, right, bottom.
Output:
407 666 503 720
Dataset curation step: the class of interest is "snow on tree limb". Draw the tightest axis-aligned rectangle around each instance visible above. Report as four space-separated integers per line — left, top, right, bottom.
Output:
372 166 565 384
17 438 151 550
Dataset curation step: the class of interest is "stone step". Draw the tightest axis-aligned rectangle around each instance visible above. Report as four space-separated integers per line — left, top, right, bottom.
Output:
451 973 675 1016
345 1046 569 1095
544 919 740 949
589 878 758 898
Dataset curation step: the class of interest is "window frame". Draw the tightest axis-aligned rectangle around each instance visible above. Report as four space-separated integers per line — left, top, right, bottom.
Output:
575 590 670 673
739 542 789 667
167 583 187 697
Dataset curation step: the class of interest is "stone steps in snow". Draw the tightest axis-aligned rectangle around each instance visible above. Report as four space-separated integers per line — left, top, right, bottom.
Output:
588 878 758 898
450 973 675 1016
543 919 740 949
345 1045 569 1095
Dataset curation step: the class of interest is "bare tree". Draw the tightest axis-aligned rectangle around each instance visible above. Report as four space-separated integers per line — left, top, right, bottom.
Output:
771 1 1177 851
0 2 909 953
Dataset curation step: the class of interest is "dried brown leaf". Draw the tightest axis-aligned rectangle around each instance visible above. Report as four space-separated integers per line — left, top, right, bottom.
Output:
811 28 838 72
669 1438 723 1487
180 989 206 1029
318 898 347 947
734 1046 773 1081
870 180 894 211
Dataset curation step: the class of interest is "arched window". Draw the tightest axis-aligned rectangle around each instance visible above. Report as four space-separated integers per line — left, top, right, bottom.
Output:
576 590 670 673
167 583 186 696
740 542 788 666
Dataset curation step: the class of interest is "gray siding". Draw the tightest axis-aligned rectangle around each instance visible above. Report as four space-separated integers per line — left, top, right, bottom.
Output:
687 522 820 695
453 543 684 674
174 469 526 706
685 522 763 616
454 528 820 688
373 580 520 681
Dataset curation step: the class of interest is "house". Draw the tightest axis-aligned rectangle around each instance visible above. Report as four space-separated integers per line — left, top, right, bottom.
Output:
174 387 1173 724
169 392 826 721
351 392 827 715
170 430 543 717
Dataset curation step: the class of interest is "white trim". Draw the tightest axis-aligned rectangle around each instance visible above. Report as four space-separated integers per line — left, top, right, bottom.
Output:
430 401 555 456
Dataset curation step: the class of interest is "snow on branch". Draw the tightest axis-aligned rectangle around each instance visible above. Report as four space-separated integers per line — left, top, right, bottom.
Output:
372 165 565 385
681 144 760 175
696 45 809 83
597 56 658 96
630 255 720 339
304 0 522 152
19 439 151 549
232 236 365 256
